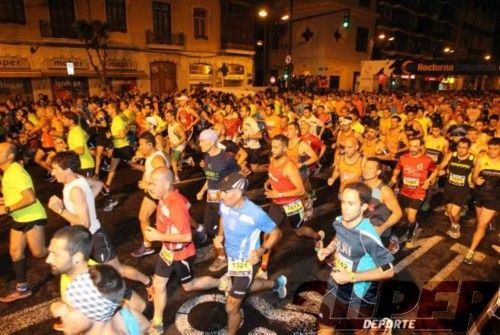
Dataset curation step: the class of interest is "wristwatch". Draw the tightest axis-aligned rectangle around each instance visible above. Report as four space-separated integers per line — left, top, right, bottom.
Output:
5 206 11 214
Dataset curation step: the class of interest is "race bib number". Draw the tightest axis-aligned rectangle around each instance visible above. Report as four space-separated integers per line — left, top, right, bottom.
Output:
207 189 222 203
334 253 353 272
403 176 420 188
159 246 174 266
283 199 304 217
449 173 466 187
228 260 252 277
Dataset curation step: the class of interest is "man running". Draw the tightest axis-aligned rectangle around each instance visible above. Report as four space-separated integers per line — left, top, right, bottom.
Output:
0 142 48 302
165 109 187 183
328 136 365 192
130 132 169 258
316 182 395 334
390 137 436 248
146 167 220 335
216 172 287 335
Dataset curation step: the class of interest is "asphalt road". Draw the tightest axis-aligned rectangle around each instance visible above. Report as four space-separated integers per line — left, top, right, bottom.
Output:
0 161 498 334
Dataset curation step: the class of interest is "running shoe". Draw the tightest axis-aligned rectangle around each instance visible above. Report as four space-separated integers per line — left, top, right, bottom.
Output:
315 230 325 252
0 287 32 303
446 224 461 239
100 187 110 196
131 245 155 258
208 256 227 272
193 229 208 245
464 250 474 265
102 198 118 212
273 275 287 299
147 321 164 335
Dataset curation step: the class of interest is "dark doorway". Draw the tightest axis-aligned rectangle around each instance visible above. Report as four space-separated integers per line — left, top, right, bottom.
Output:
150 61 176 93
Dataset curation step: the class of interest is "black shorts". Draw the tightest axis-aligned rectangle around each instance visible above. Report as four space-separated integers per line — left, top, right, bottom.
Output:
95 129 112 148
318 281 373 328
443 185 471 207
245 148 260 165
11 218 47 233
475 196 500 211
268 201 304 230
155 255 194 284
229 262 260 299
91 227 117 263
202 202 220 237
398 194 423 211
79 168 94 178
112 146 134 161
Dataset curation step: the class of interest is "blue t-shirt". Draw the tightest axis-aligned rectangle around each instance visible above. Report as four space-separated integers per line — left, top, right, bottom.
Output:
220 198 276 260
330 216 394 305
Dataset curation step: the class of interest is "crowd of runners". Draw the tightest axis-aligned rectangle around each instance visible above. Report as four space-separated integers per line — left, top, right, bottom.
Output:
0 87 498 334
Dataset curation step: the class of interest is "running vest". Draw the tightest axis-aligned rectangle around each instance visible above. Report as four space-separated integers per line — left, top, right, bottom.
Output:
168 122 186 151
367 181 392 226
339 154 363 190
476 155 500 199
425 136 447 163
268 158 300 205
63 177 101 234
446 152 474 188
404 122 421 138
143 150 168 183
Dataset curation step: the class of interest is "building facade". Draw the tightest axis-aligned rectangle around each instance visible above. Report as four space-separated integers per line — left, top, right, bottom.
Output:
263 0 378 91
0 0 255 101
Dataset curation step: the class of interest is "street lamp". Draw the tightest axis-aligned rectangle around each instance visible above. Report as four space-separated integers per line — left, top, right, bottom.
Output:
256 40 263 46
258 9 268 18
281 14 290 21
378 33 386 40
443 47 451 53
388 36 395 41
484 54 491 61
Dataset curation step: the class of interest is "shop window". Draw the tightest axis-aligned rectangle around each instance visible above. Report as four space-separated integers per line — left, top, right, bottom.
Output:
48 0 76 38
106 0 127 32
355 27 369 52
0 0 26 24
194 8 207 39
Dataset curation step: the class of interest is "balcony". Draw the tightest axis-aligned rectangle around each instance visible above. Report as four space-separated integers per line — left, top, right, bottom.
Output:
145 30 185 48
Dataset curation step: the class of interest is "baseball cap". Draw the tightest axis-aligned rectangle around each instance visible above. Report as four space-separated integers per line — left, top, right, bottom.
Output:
199 129 218 143
219 172 249 192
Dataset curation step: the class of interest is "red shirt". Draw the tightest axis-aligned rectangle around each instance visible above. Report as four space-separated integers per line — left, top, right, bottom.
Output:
156 190 195 260
268 158 299 205
302 133 325 155
396 153 436 200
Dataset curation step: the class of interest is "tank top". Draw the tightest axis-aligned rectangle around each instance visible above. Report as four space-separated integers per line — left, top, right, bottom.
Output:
446 152 474 188
339 154 363 191
425 136 447 163
177 108 194 129
143 150 169 183
268 158 299 205
476 155 500 198
367 181 392 226
168 122 186 151
63 177 101 234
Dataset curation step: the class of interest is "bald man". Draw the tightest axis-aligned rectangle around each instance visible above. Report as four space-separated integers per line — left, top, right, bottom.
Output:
145 167 220 334
0 142 48 302
328 136 365 192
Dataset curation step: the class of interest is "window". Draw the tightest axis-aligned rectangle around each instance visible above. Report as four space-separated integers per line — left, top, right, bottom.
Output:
106 0 126 32
0 0 26 24
48 0 75 38
359 0 371 8
194 8 207 39
152 1 171 43
355 27 369 52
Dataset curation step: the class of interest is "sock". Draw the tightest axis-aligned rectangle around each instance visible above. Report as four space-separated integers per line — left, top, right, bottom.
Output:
13 258 27 284
153 316 163 326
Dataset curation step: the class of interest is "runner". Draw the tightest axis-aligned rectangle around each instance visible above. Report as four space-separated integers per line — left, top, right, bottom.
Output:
434 138 475 239
240 105 263 173
62 111 95 177
146 167 220 335
0 142 48 302
48 151 153 294
165 109 187 183
130 132 169 258
316 182 395 334
384 115 409 159
465 137 500 264
215 172 287 335
328 136 365 192
390 137 436 249
196 129 240 272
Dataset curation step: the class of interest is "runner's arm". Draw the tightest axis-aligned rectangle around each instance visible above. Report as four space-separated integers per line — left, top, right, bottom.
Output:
378 186 403 234
0 188 36 213
60 187 91 228
283 162 305 197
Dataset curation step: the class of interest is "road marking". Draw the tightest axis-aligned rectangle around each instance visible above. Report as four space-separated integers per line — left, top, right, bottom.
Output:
1 298 57 334
394 235 444 274
423 243 486 291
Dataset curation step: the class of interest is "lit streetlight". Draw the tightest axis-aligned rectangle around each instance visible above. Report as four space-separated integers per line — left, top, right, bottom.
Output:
484 54 491 60
258 9 268 18
378 33 386 40
443 47 450 53
281 14 290 21
388 36 395 41
256 40 263 46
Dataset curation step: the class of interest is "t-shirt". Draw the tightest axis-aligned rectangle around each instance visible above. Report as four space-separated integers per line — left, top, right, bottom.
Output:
60 260 98 296
111 115 129 148
2 162 47 222
68 125 95 169
330 216 394 304
156 190 195 261
220 198 276 260
264 114 282 139
204 151 240 190
242 116 261 149
396 153 436 200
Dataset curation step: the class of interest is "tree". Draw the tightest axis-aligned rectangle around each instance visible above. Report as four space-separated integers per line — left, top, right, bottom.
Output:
73 20 110 89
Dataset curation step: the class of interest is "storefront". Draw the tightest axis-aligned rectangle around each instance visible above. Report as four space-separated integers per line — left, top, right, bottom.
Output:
106 58 145 94
0 56 37 102
44 57 92 100
189 63 213 89
220 64 245 87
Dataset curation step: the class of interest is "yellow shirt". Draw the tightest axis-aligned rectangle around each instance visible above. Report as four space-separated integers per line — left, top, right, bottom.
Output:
111 115 129 148
60 259 98 297
351 122 365 135
68 126 94 169
2 162 46 222
417 116 432 136
379 117 392 135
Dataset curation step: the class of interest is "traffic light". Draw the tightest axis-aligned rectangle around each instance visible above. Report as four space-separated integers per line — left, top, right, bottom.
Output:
343 10 350 28
284 63 292 81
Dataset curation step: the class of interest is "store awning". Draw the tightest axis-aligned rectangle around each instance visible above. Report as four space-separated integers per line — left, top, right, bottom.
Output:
0 71 42 78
